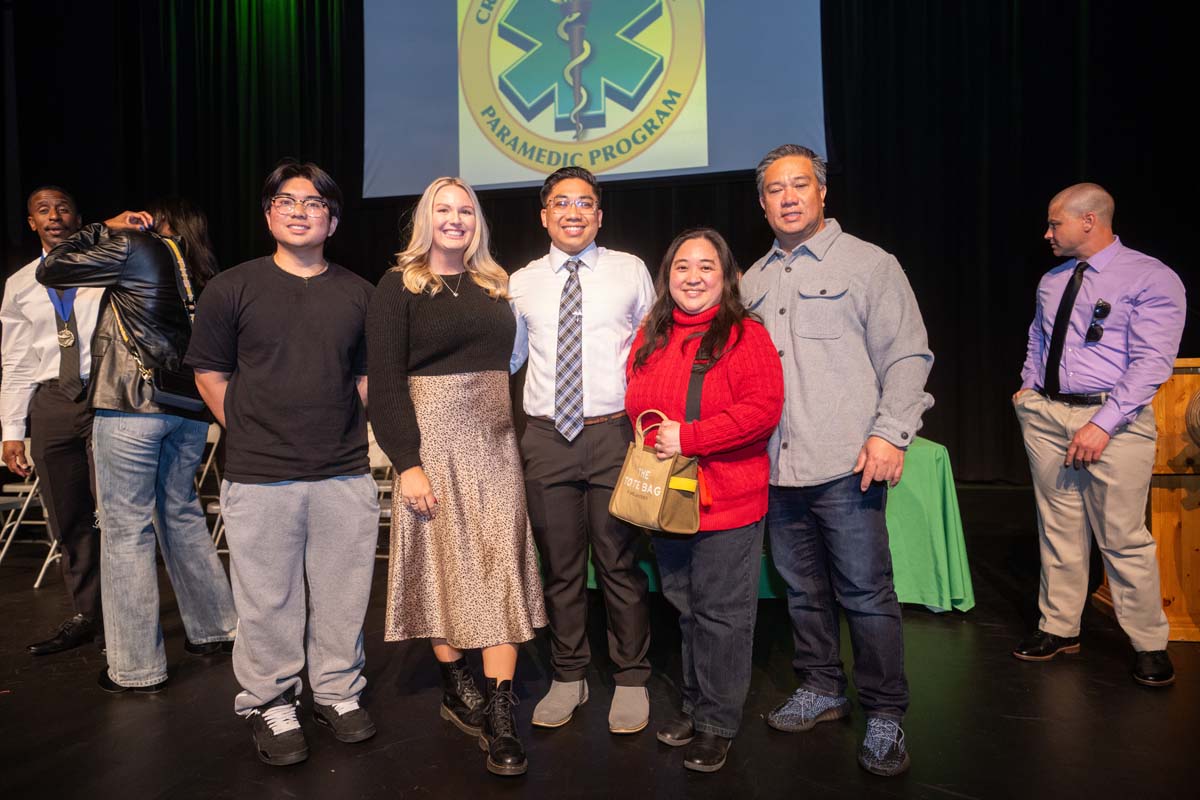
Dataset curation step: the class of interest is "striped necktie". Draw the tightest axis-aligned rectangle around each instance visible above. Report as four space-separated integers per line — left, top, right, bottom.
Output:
555 258 584 440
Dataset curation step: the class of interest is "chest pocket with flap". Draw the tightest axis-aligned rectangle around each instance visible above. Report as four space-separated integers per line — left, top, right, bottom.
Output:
791 278 848 339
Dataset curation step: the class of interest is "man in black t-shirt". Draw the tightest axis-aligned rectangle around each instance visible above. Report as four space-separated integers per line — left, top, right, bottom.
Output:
186 161 378 767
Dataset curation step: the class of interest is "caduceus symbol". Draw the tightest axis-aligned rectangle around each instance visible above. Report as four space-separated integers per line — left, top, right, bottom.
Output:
551 0 592 140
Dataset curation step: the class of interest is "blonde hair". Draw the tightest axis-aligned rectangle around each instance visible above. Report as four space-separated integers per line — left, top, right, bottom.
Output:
391 177 508 299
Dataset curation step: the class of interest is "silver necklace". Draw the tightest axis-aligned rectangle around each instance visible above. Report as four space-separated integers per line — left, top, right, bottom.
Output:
439 271 466 297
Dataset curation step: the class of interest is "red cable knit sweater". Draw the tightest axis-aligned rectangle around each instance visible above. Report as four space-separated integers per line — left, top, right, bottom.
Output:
625 305 784 531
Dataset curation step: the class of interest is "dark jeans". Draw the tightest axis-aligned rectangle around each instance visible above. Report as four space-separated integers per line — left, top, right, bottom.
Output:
655 518 765 738
767 474 908 721
521 415 651 686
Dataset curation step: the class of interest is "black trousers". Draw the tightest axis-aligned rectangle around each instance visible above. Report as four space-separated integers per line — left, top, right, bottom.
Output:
521 416 650 686
28 381 100 620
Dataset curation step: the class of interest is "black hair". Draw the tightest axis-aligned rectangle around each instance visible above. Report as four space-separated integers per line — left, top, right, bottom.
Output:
26 185 78 214
539 166 601 207
260 159 343 219
632 227 752 373
145 196 219 290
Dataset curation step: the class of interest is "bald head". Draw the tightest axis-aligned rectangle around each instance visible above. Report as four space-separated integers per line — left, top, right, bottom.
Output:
1050 183 1115 226
1044 183 1117 261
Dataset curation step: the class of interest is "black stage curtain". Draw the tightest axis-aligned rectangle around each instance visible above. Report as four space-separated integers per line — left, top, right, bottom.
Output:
1 1 1194 482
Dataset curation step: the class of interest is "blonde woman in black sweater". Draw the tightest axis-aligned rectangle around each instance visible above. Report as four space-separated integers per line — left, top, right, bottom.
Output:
367 177 547 777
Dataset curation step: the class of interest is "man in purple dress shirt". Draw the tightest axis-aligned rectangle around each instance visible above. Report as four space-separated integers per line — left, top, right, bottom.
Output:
1011 183 1185 686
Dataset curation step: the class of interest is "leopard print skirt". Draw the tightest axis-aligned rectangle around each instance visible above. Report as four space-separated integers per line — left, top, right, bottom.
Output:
383 371 548 648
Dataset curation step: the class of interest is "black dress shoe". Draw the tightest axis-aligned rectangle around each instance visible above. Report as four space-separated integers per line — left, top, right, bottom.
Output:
1012 630 1080 662
657 715 695 747
1133 650 1175 687
683 731 731 773
184 638 235 656
27 614 96 656
97 667 167 694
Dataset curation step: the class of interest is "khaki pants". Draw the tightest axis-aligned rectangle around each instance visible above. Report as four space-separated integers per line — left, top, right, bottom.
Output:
1014 392 1168 652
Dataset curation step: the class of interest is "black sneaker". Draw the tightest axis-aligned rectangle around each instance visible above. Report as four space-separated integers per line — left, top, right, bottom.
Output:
858 717 911 777
314 699 377 743
247 692 309 766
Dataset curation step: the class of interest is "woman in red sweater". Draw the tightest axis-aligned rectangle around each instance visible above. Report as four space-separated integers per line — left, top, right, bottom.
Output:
625 228 783 773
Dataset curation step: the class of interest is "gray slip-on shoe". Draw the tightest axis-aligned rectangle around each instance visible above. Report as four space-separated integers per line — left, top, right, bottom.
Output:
608 685 649 734
531 679 588 728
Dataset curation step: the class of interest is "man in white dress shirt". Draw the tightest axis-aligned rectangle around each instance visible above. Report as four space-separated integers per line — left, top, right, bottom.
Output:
1 186 104 654
509 166 655 734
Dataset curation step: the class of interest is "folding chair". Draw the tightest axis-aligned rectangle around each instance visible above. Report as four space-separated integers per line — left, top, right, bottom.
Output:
0 439 51 571
367 424 393 560
195 423 222 502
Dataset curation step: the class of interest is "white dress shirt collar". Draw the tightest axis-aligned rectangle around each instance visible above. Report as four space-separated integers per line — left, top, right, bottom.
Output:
548 242 599 273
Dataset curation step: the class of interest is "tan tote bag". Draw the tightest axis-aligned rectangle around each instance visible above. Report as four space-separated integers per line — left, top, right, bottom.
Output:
608 409 701 534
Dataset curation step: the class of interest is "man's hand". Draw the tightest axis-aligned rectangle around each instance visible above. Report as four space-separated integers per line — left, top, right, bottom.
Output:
1065 422 1110 469
2 440 31 478
852 435 905 491
1012 387 1033 402
104 211 155 232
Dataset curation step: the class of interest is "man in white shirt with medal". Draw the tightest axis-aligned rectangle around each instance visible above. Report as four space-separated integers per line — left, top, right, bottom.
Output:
1 186 104 654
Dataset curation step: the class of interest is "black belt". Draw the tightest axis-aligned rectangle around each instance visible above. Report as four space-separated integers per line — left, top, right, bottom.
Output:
1036 387 1108 406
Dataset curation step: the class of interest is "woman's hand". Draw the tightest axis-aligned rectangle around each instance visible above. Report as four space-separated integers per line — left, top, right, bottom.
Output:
399 465 438 520
654 420 682 460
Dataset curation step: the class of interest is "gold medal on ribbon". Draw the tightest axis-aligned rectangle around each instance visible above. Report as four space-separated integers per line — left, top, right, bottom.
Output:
57 326 76 348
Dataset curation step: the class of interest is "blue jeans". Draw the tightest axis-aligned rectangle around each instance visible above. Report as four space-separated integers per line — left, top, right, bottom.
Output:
654 518 765 738
93 411 238 687
767 474 908 720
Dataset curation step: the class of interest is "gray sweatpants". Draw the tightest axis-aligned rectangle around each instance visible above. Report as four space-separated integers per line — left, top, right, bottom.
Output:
221 474 380 715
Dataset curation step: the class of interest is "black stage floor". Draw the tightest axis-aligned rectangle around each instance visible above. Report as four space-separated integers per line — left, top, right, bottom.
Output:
1 486 1197 800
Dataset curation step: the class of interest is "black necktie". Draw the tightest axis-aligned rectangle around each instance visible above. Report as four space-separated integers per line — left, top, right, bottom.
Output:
55 290 84 401
1042 261 1088 396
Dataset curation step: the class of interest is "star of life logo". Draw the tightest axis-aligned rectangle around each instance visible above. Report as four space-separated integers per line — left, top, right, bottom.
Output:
460 0 706 175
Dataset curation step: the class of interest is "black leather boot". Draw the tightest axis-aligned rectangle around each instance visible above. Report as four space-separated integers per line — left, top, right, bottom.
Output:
478 677 527 776
439 657 485 736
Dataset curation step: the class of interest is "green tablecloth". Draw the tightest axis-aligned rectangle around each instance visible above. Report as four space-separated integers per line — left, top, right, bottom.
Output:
590 436 975 612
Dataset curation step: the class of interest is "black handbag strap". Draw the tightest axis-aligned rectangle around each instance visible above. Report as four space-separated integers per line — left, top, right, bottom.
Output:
685 354 706 423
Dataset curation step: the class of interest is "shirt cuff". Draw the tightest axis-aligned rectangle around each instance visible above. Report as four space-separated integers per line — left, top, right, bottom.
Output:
1087 403 1125 435
868 415 914 449
2 421 28 441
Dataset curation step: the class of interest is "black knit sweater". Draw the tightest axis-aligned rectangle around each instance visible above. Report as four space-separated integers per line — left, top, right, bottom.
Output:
366 269 515 471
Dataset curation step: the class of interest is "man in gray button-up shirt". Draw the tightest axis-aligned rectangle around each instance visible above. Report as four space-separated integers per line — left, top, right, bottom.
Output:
740 144 933 778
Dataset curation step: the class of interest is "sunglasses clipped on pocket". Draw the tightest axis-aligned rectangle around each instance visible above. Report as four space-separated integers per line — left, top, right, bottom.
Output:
1086 299 1110 343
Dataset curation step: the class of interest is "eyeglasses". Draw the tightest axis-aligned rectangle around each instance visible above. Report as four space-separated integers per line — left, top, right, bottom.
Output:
1086 299 1110 343
271 195 330 217
547 197 598 214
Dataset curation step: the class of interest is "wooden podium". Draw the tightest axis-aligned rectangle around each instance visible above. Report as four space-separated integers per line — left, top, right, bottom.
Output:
1092 357 1200 641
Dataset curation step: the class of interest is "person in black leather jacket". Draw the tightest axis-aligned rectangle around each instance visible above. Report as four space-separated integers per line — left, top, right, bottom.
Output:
38 198 237 693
